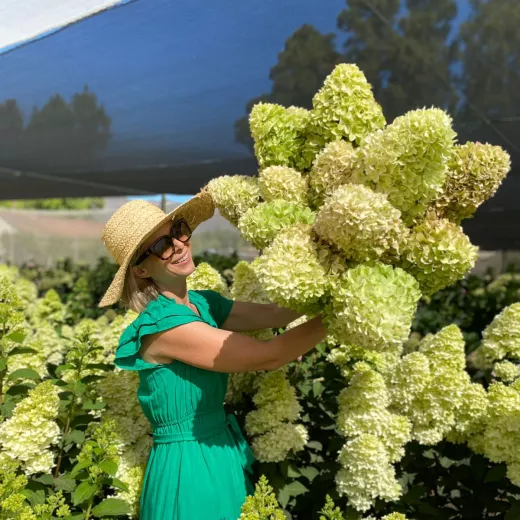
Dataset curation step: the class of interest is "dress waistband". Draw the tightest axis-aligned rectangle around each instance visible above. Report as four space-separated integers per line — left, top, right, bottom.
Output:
152 410 255 474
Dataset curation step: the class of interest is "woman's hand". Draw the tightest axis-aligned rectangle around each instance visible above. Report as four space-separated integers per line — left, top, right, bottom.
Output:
220 301 302 332
138 315 326 373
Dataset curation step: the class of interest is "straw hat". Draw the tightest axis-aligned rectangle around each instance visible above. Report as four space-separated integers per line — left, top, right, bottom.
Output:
99 190 215 307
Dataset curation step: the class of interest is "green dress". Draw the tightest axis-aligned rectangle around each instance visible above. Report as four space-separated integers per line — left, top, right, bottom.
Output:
114 290 255 520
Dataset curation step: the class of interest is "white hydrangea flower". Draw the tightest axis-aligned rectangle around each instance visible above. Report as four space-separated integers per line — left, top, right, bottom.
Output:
251 423 308 463
187 262 229 297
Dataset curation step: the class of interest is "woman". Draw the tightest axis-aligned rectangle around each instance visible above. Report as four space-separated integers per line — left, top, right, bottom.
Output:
99 190 326 520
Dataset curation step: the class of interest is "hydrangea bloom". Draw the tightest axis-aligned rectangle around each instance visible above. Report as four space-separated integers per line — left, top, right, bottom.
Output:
258 166 308 204
14 278 38 308
308 140 357 208
230 259 270 306
314 184 407 262
0 380 60 475
239 475 285 520
400 217 478 296
336 434 401 512
238 199 315 250
187 262 229 297
493 360 520 383
326 263 421 353
206 175 260 225
467 382 520 486
251 423 308 463
434 142 511 222
472 303 520 369
305 64 385 164
31 289 65 325
250 103 311 171
114 463 146 519
256 224 329 313
352 108 456 225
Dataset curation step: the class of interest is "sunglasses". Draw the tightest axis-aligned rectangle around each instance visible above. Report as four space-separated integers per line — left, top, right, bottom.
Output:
134 218 192 266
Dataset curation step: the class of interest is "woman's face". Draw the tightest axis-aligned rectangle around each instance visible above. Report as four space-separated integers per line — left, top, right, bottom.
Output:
132 220 195 284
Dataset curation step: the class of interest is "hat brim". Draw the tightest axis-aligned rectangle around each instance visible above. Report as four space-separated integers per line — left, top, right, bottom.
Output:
98 191 214 308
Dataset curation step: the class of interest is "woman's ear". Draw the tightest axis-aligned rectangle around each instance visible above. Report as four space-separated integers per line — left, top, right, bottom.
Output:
132 265 150 280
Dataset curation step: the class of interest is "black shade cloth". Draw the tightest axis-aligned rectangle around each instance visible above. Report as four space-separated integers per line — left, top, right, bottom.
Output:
0 0 518 249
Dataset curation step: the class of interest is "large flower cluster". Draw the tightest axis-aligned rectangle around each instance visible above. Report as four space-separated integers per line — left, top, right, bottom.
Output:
314 184 406 263
352 108 456 225
326 264 421 354
187 262 229 297
256 225 328 314
258 166 308 204
335 367 410 511
434 142 511 223
400 216 478 296
305 63 386 160
0 380 61 475
206 175 260 225
472 303 520 369
238 200 315 250
249 103 311 171
245 369 308 462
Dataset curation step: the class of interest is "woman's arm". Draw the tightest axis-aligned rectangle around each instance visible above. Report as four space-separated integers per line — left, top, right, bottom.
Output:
221 301 302 332
139 315 326 373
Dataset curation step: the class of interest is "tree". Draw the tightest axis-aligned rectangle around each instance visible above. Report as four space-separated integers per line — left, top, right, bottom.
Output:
458 0 520 122
338 0 459 121
235 24 341 149
0 99 24 158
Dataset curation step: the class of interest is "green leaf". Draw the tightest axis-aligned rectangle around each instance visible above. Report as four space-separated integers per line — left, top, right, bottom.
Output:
7 368 41 381
306 440 322 451
71 461 93 478
0 358 6 371
64 430 85 446
7 330 26 344
92 498 131 517
33 474 54 485
71 414 95 428
21 488 45 507
298 466 319 483
54 476 77 492
287 464 301 479
5 383 34 396
484 463 507 483
9 346 38 356
312 379 324 397
109 478 129 492
82 400 106 411
73 481 98 506
56 364 74 377
99 459 118 476
505 502 520 520
278 480 309 509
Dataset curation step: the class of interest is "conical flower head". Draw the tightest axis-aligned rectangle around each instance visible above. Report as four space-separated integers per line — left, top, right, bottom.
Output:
326 263 421 353
400 217 478 296
258 166 308 204
256 224 329 314
434 142 511 223
314 184 407 263
206 175 260 225
250 102 311 171
352 108 456 225
305 64 386 164
187 262 229 297
230 259 271 304
238 199 315 250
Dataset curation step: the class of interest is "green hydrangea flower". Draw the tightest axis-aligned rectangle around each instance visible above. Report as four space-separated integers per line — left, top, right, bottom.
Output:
336 434 401 512
326 263 421 354
258 166 308 204
305 64 386 166
472 303 520 369
308 140 357 208
187 262 229 297
434 142 511 223
314 184 407 263
400 217 478 296
251 423 308 463
352 108 456 225
493 360 520 383
249 102 311 171
239 475 285 520
238 199 315 250
256 224 329 314
206 175 260 225
230 259 271 304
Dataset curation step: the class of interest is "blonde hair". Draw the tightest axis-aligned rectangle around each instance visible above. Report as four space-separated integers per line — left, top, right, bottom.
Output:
121 251 160 313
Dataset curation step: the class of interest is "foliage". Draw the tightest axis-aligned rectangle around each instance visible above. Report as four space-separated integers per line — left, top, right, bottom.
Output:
0 198 104 210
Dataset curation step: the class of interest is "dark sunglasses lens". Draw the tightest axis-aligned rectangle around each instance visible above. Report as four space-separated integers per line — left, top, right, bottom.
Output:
173 220 191 242
152 237 174 259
